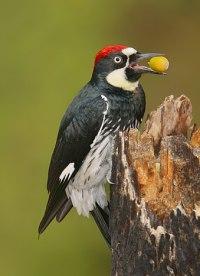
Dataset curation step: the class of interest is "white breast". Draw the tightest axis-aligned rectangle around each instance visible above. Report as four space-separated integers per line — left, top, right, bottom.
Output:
66 134 114 216
73 134 113 189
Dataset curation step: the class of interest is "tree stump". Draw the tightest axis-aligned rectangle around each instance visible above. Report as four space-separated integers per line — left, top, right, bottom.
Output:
110 95 200 276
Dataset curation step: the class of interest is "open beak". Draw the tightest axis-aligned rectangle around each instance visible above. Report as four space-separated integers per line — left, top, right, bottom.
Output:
129 52 166 75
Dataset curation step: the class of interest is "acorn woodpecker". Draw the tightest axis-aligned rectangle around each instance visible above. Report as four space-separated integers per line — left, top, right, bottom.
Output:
38 45 164 245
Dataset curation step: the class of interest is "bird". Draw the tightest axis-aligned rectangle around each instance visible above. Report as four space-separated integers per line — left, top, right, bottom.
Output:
38 44 164 246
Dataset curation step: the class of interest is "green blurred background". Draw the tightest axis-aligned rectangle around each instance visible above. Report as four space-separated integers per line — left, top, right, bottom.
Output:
1 0 199 275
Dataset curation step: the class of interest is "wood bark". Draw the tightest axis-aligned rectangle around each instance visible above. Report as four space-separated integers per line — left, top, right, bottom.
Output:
110 95 200 276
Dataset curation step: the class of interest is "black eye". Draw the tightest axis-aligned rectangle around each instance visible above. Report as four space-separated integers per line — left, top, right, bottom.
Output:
114 56 122 63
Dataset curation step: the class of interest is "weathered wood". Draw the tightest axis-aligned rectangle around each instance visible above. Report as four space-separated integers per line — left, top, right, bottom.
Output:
110 95 200 276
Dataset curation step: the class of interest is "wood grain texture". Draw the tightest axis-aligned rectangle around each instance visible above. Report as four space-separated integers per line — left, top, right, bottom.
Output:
110 95 200 276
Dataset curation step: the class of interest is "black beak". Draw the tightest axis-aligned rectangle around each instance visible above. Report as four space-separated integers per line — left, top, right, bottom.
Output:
129 52 166 75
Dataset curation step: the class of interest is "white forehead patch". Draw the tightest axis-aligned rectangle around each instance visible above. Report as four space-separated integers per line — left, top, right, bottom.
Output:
122 47 137 56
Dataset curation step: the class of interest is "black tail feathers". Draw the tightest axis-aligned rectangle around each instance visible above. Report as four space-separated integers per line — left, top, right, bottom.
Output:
91 203 110 246
38 197 110 247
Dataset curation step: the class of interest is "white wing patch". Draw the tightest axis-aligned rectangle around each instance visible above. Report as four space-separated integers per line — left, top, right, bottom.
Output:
59 162 75 182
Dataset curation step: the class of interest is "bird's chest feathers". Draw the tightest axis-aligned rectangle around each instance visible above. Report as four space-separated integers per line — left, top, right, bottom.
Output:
70 134 113 190
106 93 143 131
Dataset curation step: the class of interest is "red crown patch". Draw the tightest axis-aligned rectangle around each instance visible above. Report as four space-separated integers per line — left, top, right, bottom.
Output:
95 45 127 64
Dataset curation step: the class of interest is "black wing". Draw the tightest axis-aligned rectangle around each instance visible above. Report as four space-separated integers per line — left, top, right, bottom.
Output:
38 93 106 234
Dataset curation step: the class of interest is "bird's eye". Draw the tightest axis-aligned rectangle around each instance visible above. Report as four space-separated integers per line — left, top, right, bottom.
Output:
114 56 122 63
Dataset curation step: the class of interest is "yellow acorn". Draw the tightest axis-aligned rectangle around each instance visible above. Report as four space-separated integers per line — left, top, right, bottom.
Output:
148 56 169 73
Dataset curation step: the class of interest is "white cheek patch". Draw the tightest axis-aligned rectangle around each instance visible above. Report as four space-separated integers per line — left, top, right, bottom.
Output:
106 46 139 91
122 47 137 56
106 67 139 92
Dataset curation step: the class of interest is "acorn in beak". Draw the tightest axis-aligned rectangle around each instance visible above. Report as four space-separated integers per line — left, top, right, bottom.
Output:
129 53 169 74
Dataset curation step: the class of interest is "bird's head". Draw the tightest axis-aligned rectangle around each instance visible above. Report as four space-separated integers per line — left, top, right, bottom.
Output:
92 44 164 92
